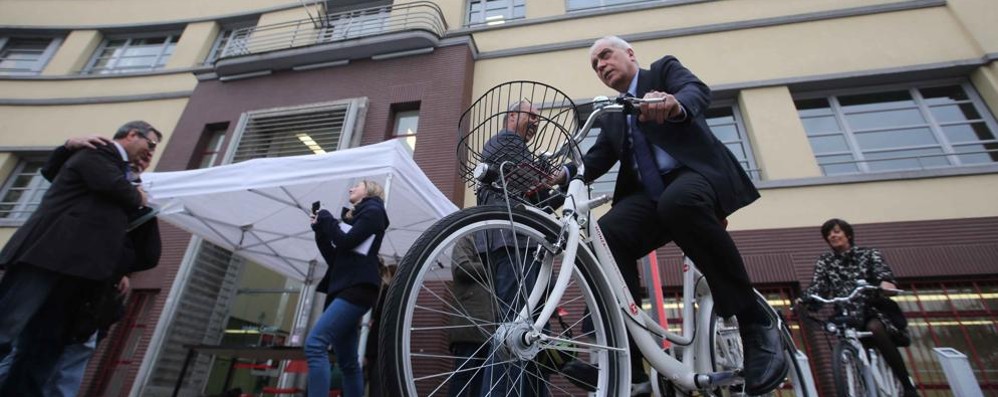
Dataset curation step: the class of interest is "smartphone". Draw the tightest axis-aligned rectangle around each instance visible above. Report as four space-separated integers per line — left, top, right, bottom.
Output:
311 201 321 215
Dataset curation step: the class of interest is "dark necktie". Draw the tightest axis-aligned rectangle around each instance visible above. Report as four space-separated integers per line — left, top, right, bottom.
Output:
628 115 665 199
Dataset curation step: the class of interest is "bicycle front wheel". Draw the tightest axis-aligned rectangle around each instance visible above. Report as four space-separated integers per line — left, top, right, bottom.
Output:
379 206 629 396
832 342 872 397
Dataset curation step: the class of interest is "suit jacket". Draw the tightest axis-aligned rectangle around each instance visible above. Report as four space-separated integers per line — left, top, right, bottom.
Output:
0 144 143 281
580 55 759 217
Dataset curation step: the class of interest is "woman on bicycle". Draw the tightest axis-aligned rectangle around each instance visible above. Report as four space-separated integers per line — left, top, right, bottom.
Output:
307 180 389 397
804 218 919 397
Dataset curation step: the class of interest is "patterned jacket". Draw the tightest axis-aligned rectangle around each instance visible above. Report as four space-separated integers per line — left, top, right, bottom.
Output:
804 246 903 329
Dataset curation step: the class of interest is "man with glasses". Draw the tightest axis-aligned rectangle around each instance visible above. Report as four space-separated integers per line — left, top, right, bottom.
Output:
0 121 162 395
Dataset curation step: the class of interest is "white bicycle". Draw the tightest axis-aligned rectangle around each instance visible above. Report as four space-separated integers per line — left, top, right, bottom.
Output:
378 81 817 396
804 281 909 397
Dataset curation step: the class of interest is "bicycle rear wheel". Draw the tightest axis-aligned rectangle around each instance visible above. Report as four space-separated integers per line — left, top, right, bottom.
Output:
378 206 629 396
832 342 871 397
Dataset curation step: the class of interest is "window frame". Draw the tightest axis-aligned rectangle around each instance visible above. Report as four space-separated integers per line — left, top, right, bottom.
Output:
0 153 52 226
706 101 761 180
466 0 526 27
565 0 658 12
0 36 64 76
391 107 420 154
794 80 998 176
83 31 182 75
205 20 257 64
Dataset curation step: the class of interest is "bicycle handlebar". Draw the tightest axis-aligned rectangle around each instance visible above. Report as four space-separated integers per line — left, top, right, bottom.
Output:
807 282 905 305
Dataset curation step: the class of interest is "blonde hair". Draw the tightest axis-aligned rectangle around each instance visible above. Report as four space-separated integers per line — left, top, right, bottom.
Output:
360 180 385 200
345 179 385 220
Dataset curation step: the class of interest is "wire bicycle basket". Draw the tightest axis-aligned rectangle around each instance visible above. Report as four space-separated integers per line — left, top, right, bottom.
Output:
457 81 580 206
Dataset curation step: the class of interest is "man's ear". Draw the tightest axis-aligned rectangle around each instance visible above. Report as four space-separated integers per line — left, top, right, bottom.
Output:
626 48 636 62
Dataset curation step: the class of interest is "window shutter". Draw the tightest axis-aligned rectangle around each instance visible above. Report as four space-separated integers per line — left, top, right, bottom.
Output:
231 103 351 163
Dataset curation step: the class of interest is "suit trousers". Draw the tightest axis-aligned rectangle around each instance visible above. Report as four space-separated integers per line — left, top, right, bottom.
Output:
598 168 755 377
0 265 85 396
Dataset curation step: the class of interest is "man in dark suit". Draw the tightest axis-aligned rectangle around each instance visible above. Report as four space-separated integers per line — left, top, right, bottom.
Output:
558 36 787 395
0 121 161 395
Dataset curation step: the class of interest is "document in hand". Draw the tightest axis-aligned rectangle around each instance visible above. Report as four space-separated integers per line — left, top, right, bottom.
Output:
334 222 375 256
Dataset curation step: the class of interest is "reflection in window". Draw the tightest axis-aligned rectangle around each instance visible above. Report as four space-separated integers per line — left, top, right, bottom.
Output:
896 281 998 392
393 109 419 153
0 156 50 220
467 0 525 26
84 34 180 74
795 83 998 175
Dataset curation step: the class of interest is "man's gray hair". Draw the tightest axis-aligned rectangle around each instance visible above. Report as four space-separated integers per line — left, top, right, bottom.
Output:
114 120 162 140
589 35 632 59
503 99 533 125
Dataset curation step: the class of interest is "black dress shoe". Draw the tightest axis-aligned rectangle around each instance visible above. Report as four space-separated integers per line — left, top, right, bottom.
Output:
560 359 598 391
739 320 789 395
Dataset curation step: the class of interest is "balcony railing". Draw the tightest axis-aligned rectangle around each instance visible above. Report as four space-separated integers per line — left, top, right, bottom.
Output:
218 1 447 60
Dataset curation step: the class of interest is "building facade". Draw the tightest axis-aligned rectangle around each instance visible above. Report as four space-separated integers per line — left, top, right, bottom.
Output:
1 0 996 396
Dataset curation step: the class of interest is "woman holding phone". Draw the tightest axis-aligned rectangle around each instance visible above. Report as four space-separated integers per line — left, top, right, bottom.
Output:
307 180 389 397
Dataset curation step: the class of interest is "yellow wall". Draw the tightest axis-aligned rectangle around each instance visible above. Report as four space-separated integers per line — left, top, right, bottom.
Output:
167 21 220 69
730 174 998 230
946 0 998 53
0 0 291 26
0 99 187 168
42 30 103 75
739 87 821 180
972 63 998 119
473 7 982 98
470 0 900 53
0 74 196 100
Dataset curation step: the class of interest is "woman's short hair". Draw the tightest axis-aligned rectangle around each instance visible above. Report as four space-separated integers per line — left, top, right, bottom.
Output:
821 218 855 246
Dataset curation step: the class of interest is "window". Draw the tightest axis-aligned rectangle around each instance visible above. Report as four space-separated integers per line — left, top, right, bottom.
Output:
566 0 652 12
893 280 998 392
191 123 229 169
0 156 50 221
579 104 758 196
205 21 256 63
706 105 760 180
229 99 366 164
319 7 389 42
84 33 180 74
392 108 419 152
0 37 62 75
467 0 525 26
795 83 998 175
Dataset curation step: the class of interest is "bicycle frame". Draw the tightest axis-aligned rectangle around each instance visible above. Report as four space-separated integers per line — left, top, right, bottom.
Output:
837 317 902 397
810 284 905 397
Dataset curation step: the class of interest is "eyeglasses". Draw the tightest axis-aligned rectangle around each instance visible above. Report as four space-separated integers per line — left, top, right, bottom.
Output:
136 133 159 150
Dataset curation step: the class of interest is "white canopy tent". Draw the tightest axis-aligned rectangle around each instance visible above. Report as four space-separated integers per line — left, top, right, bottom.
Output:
143 139 458 281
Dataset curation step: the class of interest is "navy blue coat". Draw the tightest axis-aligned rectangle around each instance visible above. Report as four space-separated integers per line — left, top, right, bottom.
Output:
312 196 389 300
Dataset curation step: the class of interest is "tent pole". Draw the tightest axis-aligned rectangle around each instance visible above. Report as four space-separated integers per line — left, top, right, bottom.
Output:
279 259 319 389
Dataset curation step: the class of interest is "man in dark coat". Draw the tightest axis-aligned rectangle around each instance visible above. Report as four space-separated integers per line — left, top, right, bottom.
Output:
0 121 161 395
558 36 786 395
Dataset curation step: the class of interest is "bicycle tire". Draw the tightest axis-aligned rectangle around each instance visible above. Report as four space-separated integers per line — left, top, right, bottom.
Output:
708 293 816 396
378 205 629 396
832 342 871 397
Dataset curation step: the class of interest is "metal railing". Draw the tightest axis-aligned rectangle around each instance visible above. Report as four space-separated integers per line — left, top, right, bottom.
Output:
218 1 447 60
